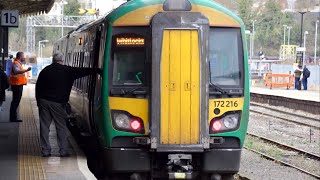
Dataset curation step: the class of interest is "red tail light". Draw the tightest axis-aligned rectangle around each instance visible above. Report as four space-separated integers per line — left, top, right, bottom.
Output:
212 121 222 131
130 120 141 130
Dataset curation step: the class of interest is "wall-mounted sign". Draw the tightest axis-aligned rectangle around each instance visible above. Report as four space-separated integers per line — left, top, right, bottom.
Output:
1 10 19 27
296 47 306 52
116 37 145 46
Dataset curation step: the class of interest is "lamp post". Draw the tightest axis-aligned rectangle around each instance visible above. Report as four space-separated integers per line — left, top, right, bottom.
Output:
283 25 287 45
287 26 292 45
303 31 308 64
297 11 308 64
38 40 49 58
315 20 319 64
298 11 308 47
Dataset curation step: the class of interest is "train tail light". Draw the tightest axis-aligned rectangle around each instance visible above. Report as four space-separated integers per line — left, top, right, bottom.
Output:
130 120 142 131
212 121 222 131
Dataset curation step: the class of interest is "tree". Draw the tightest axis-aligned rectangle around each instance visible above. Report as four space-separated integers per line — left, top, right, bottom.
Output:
8 17 27 52
238 0 254 30
64 0 81 16
295 0 317 11
255 0 295 55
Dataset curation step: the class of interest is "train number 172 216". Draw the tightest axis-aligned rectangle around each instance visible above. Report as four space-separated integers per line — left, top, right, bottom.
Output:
214 100 239 108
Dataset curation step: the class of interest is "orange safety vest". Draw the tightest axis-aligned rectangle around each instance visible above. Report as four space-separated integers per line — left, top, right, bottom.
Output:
9 61 28 85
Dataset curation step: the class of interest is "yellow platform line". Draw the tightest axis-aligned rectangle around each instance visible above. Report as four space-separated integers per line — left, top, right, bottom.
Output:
18 95 46 180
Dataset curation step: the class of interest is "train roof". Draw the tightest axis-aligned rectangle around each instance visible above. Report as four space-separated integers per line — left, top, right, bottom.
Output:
107 0 244 26
60 0 244 40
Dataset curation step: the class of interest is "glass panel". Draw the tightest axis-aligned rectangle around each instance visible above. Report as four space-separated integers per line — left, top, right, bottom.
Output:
209 28 242 87
112 48 145 85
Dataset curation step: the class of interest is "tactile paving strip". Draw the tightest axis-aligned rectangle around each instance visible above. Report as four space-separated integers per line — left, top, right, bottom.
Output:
18 95 46 180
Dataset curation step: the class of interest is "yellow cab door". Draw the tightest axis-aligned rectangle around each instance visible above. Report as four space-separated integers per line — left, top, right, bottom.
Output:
160 30 200 145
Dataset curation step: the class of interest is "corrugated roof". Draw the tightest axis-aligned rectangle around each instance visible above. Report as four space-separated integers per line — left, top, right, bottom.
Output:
0 0 55 15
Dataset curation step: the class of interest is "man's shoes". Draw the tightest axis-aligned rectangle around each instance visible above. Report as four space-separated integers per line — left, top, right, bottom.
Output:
10 119 22 122
60 153 70 157
42 153 51 157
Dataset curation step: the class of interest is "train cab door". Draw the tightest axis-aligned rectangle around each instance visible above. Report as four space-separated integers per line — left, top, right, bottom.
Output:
160 30 200 145
151 12 209 151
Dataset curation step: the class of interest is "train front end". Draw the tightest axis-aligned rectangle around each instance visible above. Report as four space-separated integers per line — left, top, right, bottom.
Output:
100 0 249 179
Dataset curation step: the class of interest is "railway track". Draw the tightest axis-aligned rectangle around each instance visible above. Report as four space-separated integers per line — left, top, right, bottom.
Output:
245 132 320 179
250 102 320 122
247 132 320 161
235 174 250 180
249 104 320 130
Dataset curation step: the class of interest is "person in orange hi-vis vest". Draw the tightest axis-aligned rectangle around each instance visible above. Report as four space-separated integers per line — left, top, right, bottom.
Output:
9 52 31 122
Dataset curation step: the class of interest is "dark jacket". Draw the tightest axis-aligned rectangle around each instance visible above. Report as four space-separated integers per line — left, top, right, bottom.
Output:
35 63 100 104
0 70 9 101
302 67 309 79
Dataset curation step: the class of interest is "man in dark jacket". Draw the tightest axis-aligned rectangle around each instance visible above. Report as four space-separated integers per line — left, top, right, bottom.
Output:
302 65 310 90
35 53 101 157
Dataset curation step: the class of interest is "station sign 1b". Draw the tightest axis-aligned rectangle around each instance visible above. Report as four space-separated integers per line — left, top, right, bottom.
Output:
1 10 19 27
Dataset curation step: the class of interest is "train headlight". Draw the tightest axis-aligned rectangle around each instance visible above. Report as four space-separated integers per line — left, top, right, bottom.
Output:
111 110 145 134
223 114 239 129
114 113 130 129
210 112 241 134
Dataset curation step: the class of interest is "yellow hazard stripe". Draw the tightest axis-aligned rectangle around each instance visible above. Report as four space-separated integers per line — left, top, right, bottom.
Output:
18 96 46 180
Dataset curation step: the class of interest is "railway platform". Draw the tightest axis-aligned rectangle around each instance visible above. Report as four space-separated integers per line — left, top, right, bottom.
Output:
251 86 320 102
250 86 320 114
0 84 96 180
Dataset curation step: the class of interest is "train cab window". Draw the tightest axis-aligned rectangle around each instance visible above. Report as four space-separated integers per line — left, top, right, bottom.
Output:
209 28 244 88
111 34 146 86
112 48 145 85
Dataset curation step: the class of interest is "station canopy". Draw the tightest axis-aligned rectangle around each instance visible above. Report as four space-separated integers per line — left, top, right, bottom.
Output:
0 0 55 15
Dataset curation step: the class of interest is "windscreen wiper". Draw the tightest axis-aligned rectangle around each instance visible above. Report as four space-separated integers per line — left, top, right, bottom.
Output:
209 82 227 94
110 87 147 96
208 60 226 94
209 84 244 96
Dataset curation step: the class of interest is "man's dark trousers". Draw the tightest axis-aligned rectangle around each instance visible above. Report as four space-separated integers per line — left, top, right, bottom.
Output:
10 85 23 121
38 98 69 155
302 78 308 90
294 77 301 90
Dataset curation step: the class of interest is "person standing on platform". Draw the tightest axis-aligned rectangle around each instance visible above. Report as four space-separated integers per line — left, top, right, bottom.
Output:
9 52 31 122
6 55 14 77
0 64 10 111
302 65 310 90
294 64 303 90
35 53 101 157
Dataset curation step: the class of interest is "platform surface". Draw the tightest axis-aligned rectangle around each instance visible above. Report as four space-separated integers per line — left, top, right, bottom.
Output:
0 84 96 180
251 86 320 102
